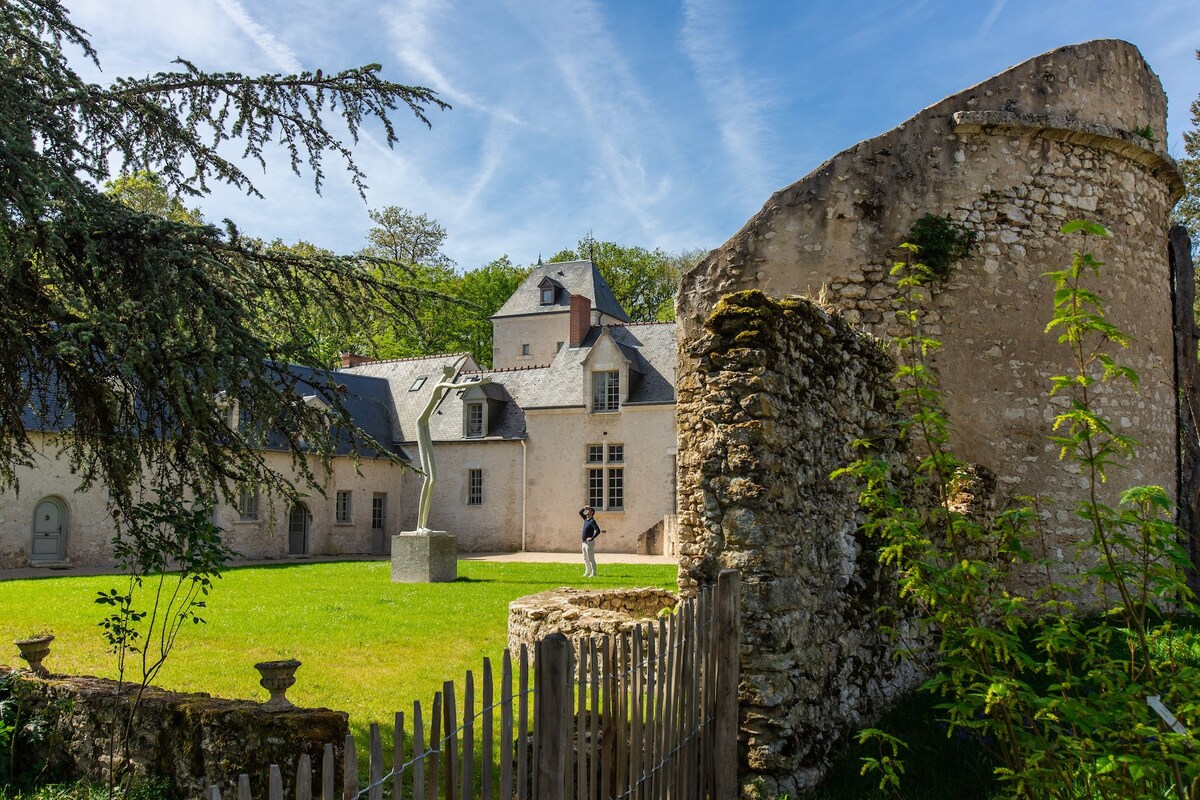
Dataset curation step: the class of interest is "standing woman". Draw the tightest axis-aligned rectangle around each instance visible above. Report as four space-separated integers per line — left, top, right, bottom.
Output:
579 506 600 577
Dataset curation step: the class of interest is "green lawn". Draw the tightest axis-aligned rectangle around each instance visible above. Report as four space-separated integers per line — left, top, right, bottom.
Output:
0 559 678 750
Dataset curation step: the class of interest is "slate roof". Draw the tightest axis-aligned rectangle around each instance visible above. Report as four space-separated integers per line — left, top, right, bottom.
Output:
338 353 480 446
491 260 630 322
402 322 676 443
280 365 400 457
20 362 403 458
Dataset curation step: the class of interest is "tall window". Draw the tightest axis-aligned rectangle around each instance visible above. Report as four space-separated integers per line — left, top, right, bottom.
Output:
372 494 387 531
465 401 485 438
541 287 555 305
237 488 259 521
587 468 605 509
521 343 531 356
608 468 624 510
335 490 352 523
586 443 625 510
591 370 620 412
467 469 483 505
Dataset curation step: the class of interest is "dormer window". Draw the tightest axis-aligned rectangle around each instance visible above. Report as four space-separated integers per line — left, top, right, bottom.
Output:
465 400 485 438
591 370 620 413
215 393 239 431
540 286 555 305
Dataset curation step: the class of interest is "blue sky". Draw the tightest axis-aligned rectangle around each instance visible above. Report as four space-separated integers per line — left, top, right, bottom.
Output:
68 0 1200 270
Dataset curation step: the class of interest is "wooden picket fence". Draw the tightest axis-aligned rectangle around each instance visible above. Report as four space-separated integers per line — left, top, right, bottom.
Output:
205 570 740 800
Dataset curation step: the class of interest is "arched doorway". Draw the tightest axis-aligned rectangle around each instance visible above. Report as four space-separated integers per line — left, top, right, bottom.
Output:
288 503 310 555
31 497 67 561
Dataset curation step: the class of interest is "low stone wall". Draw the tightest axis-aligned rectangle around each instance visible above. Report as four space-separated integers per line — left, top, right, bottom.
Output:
0 669 347 798
508 587 678 662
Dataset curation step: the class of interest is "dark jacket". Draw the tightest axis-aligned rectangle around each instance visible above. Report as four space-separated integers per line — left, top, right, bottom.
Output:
579 509 600 542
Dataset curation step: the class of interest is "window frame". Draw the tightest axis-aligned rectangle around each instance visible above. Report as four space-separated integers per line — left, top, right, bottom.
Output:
591 370 620 413
607 468 624 510
371 493 387 531
540 286 555 305
584 443 626 511
467 468 484 506
237 488 259 522
335 490 353 524
465 400 485 438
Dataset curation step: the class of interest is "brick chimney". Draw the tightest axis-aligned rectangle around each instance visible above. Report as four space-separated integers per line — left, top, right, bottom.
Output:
569 295 592 348
340 352 374 368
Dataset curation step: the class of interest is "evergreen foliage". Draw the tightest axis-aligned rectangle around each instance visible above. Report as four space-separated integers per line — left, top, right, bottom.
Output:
0 0 448 510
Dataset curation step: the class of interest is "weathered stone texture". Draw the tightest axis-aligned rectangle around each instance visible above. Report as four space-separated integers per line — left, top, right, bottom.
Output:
0 669 347 798
676 291 919 796
677 41 1183 575
673 40 1184 796
508 587 678 662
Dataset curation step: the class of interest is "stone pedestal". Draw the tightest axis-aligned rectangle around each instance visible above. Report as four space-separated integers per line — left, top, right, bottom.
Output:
391 531 457 583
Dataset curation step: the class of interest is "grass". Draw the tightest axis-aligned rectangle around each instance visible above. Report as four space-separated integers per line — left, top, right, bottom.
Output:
0 559 677 756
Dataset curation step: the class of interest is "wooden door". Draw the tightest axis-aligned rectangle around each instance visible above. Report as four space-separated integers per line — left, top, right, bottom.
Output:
288 503 310 555
371 493 387 553
31 498 65 561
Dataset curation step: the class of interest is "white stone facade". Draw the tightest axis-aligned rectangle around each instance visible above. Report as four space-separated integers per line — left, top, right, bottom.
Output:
2 259 677 567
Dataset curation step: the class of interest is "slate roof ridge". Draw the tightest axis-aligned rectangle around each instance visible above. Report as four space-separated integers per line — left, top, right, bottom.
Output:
623 320 676 328
338 351 474 369
462 363 553 374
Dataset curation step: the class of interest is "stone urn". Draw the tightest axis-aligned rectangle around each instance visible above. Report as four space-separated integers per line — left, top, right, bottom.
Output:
15 634 54 677
254 659 301 711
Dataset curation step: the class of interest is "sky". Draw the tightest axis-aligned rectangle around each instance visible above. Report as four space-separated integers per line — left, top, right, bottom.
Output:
65 0 1200 271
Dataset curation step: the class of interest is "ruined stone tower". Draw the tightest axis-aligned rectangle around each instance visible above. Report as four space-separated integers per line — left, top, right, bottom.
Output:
674 40 1186 796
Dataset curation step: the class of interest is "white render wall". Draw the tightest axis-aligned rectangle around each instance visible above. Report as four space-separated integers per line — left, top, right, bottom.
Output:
410 440 525 551
0 437 406 569
492 313 570 369
521 403 676 554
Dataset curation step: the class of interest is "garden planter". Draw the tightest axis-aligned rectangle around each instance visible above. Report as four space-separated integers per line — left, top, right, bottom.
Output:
254 659 301 711
14 634 54 676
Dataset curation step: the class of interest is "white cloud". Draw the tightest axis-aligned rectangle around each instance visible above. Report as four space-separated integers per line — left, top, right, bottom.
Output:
977 0 1008 38
384 0 523 125
212 0 303 74
503 0 675 238
680 0 773 204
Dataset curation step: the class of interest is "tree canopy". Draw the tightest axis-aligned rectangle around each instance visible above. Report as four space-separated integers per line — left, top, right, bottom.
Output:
1177 49 1200 259
0 0 448 510
549 235 705 322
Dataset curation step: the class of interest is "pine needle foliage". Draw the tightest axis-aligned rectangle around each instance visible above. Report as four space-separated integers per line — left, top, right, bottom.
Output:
0 0 450 510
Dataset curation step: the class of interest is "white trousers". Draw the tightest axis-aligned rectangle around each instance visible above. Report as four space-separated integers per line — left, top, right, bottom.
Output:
582 540 597 576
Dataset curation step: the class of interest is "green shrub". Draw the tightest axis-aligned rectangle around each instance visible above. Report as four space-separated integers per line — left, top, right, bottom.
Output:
834 223 1200 799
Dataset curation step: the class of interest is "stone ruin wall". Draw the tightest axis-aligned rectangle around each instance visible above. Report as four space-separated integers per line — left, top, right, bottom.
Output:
0 669 347 798
673 40 1185 796
675 291 918 796
508 587 678 665
678 40 1184 574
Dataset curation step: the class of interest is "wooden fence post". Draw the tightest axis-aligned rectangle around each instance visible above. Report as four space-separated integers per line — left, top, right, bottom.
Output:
536 633 571 800
713 569 740 800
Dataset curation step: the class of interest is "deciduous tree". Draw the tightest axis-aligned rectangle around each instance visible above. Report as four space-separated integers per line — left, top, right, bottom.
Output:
1175 49 1199 260
551 235 705 322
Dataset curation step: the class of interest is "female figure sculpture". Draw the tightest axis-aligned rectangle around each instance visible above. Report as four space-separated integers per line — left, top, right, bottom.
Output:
414 365 491 532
